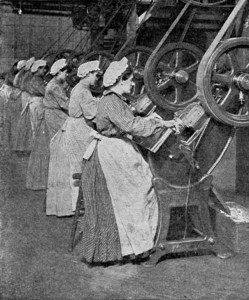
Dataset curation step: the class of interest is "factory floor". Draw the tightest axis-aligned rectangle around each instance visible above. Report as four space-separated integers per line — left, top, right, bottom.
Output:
1 100 249 300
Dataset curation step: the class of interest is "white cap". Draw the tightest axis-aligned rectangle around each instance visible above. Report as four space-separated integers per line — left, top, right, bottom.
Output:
103 57 129 87
50 58 67 75
77 60 99 78
25 57 35 71
31 59 47 73
17 60 27 70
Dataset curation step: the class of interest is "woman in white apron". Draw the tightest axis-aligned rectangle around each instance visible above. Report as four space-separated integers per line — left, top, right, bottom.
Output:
26 58 69 190
46 60 100 217
27 60 47 139
13 57 35 152
79 58 178 265
0 61 22 149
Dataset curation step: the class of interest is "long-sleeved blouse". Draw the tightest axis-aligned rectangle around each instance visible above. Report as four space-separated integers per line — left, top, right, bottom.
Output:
96 91 163 138
26 74 45 97
68 81 98 120
4 69 16 87
43 78 69 110
13 69 26 89
21 71 33 92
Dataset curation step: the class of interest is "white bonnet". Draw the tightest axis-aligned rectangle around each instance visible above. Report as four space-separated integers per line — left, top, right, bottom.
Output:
50 58 67 75
17 60 27 70
77 60 99 78
25 57 35 71
103 57 129 87
31 59 47 73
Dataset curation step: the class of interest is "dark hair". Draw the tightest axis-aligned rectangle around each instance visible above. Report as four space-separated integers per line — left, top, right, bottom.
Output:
10 61 19 76
86 69 101 77
53 65 71 76
104 65 133 90
60 65 70 73
38 65 46 70
121 65 133 81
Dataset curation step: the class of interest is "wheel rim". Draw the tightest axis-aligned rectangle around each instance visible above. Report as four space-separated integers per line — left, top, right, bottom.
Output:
197 38 249 127
181 0 227 6
42 49 74 67
144 42 204 111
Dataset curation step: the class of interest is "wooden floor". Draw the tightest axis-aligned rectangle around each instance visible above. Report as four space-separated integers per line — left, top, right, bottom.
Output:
1 96 249 300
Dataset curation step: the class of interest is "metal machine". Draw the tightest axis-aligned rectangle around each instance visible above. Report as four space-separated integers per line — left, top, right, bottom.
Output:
138 0 249 265
70 0 249 264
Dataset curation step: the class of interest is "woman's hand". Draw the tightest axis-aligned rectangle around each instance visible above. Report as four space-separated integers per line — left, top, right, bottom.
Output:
162 118 183 134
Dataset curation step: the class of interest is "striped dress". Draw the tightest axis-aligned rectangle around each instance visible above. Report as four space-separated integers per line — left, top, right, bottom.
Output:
79 91 164 263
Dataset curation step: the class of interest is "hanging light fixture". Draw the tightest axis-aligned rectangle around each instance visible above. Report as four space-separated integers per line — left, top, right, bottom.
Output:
18 0 22 14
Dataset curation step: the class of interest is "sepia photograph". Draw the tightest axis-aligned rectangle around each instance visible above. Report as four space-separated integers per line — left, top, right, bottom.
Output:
1 0 249 299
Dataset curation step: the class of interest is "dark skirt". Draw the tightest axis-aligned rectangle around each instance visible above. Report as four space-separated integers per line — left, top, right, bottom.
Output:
79 148 122 263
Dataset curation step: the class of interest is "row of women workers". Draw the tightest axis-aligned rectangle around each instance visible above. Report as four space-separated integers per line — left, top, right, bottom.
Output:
3 55 179 267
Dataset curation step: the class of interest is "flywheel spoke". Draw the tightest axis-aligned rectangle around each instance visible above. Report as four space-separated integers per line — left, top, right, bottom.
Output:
175 50 183 68
219 88 238 109
175 85 183 104
135 52 142 67
185 60 200 73
227 51 240 73
157 77 174 91
212 73 232 86
188 79 198 92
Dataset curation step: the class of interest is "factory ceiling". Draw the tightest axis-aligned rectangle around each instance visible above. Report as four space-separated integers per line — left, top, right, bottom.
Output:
8 0 154 16
7 1 237 17
9 0 93 16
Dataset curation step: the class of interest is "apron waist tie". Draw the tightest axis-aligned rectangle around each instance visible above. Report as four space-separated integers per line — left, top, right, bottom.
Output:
83 130 102 160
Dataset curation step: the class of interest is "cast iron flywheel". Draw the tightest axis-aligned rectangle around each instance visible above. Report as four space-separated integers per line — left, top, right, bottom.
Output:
144 42 204 111
197 37 249 127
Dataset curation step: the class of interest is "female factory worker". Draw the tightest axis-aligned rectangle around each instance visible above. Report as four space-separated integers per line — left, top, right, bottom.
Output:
13 57 36 152
13 60 27 89
27 59 47 138
20 57 35 109
42 58 70 139
26 58 69 190
46 60 100 216
0 61 21 150
6 60 27 149
78 57 178 265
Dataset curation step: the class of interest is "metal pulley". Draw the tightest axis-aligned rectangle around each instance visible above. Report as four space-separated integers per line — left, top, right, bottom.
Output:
144 42 204 111
197 37 249 127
